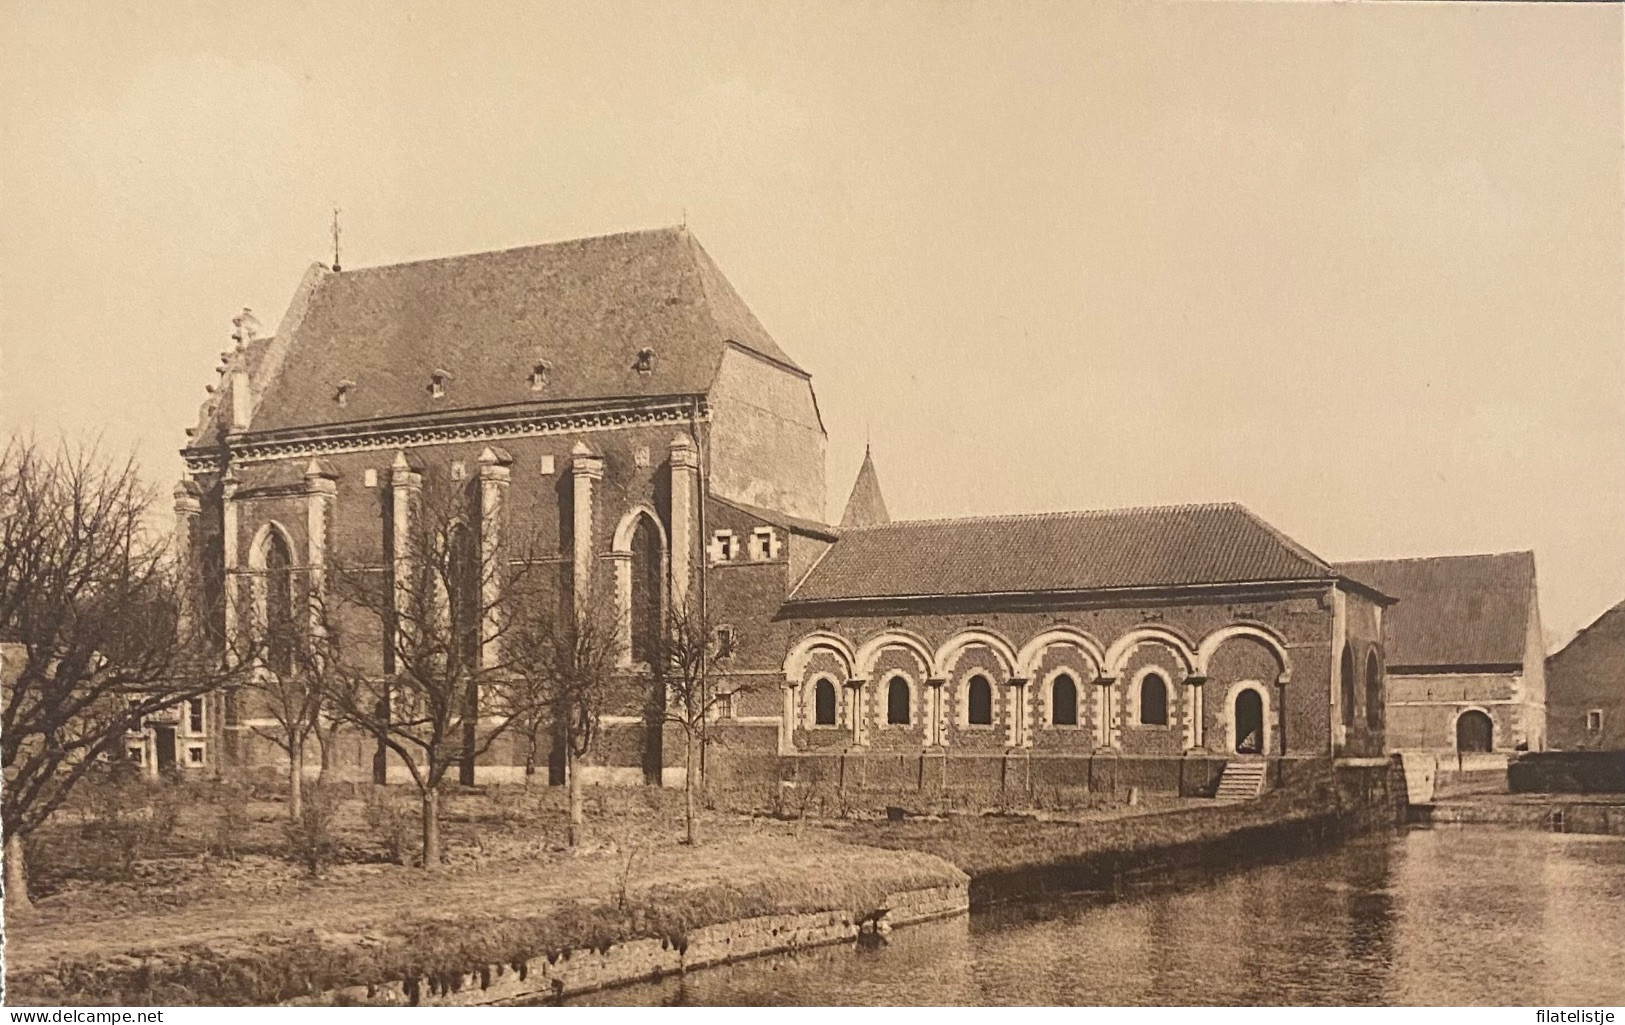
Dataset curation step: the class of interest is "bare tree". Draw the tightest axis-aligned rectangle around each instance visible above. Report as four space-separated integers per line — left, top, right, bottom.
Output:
231 602 331 821
661 596 752 845
321 480 538 868
0 438 243 915
507 578 624 846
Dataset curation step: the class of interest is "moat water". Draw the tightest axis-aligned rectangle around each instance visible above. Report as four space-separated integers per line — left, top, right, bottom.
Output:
567 828 1625 1006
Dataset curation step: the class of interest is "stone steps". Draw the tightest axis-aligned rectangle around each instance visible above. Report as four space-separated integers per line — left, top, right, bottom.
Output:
1214 759 1267 801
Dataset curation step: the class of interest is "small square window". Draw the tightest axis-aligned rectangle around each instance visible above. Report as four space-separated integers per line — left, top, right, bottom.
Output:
710 530 737 563
714 625 735 659
530 360 552 391
187 746 205 765
750 527 777 562
128 746 143 764
1587 709 1604 733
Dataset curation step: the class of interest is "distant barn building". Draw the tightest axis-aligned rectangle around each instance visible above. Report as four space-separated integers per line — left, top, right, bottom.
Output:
1337 552 1546 756
1546 598 1625 750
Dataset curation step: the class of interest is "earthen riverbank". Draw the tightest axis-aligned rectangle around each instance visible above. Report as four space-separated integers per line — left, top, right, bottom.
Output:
5 760 1405 1006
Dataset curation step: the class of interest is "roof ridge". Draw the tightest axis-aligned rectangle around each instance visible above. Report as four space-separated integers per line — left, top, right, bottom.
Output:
840 501 1247 532
1232 505 1333 574
335 226 684 276
1337 550 1534 566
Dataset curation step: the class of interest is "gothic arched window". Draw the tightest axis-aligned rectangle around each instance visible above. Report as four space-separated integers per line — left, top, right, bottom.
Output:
814 678 837 726
629 515 662 666
1340 644 1357 728
446 522 480 674
887 676 910 725
967 675 993 726
262 529 294 677
1051 674 1078 726
1139 672 1169 726
1365 650 1383 731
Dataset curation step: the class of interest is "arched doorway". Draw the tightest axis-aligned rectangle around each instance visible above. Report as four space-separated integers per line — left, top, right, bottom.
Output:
1456 709 1493 753
1234 688 1264 754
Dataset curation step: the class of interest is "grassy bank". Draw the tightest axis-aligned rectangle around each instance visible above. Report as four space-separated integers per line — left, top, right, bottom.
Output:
6 827 963 1006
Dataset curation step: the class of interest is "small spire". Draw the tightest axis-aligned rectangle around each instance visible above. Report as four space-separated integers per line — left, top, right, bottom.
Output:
840 446 890 529
331 207 342 272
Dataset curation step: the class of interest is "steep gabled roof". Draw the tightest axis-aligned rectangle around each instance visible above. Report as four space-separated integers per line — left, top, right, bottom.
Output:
236 227 802 436
839 446 890 528
790 502 1339 603
1336 551 1537 668
1547 597 1625 671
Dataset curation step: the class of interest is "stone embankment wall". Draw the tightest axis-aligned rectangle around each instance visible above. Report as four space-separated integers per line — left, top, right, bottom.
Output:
298 883 969 1007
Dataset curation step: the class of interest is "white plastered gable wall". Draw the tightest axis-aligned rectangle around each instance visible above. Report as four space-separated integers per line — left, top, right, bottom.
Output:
706 346 827 524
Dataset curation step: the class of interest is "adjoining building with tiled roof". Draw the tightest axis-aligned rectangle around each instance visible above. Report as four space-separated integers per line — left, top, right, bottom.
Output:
1336 552 1546 757
1546 598 1625 751
167 226 1401 802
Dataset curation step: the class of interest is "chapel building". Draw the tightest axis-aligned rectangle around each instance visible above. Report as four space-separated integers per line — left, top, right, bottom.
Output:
171 227 1395 796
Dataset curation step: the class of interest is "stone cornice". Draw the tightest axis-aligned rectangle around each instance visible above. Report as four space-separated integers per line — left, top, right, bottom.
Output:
182 395 709 471
776 579 1333 620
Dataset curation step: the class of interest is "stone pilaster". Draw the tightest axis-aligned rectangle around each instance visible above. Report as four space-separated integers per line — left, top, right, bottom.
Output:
221 469 241 653
570 442 604 615
390 451 423 657
779 683 797 755
1007 677 1031 748
845 678 868 748
927 678 947 747
304 460 338 636
668 435 699 610
1184 674 1208 750
478 447 513 669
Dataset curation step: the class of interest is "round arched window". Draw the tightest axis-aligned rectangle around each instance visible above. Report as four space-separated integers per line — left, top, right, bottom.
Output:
1139 672 1168 726
967 675 993 725
887 676 911 725
814 679 837 726
1051 674 1078 726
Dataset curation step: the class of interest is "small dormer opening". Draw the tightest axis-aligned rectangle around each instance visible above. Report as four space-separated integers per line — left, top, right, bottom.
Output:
709 529 737 563
634 348 655 375
750 526 779 562
429 369 450 399
334 380 355 408
530 360 552 392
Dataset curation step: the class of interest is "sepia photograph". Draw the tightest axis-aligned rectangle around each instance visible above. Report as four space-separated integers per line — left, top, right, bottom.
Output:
1 0 1622 1011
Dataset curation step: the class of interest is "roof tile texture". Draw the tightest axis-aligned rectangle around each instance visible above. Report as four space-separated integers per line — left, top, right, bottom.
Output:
246 227 799 434
791 503 1334 602
1336 552 1536 667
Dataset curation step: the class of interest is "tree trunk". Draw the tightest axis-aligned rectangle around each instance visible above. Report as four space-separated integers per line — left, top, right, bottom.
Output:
315 721 338 785
566 745 583 847
421 785 442 868
683 731 698 845
288 733 305 821
4 831 33 917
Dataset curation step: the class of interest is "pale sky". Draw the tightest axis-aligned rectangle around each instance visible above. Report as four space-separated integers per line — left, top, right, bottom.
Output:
2 1 1620 648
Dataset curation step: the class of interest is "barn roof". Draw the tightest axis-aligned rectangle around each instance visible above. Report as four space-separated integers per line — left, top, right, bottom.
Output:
205 227 801 440
789 502 1353 603
1547 597 1625 671
1336 551 1537 669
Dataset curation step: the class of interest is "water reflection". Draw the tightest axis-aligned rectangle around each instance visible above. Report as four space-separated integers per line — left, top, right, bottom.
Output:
566 828 1625 1006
